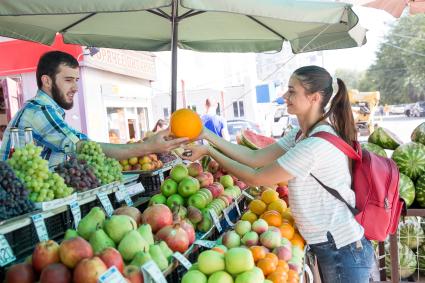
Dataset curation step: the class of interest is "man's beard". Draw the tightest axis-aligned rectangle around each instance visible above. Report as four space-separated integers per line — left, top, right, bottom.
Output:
52 81 73 110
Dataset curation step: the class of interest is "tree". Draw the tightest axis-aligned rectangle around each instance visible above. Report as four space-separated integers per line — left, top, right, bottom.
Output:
334 68 364 90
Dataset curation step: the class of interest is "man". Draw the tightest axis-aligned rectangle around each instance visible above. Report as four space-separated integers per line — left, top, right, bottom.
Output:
201 98 229 140
0 51 187 166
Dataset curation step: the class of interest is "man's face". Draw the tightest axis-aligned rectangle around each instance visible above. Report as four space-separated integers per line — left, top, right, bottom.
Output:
49 65 79 110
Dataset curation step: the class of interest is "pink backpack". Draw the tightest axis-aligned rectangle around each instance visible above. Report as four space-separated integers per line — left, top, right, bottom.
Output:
309 131 403 241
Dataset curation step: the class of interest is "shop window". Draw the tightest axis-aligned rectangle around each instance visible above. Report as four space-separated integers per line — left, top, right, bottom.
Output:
137 107 149 138
233 100 245 118
106 107 126 143
163 108 170 119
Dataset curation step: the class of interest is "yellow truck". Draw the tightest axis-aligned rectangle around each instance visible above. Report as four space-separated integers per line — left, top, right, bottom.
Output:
348 89 380 136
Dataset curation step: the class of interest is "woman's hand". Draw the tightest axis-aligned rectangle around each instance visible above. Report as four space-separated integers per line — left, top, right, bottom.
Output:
178 144 209 162
144 129 189 153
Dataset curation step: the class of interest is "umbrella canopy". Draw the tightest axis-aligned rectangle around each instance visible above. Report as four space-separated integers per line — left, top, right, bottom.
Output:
0 0 366 112
343 0 425 18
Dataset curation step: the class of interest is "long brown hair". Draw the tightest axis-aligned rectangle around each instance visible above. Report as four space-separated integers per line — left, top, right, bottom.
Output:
293 66 357 145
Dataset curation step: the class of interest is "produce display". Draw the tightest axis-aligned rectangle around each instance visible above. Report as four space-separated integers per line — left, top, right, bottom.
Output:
157 152 178 164
55 157 101 192
361 142 387 157
368 126 402 150
0 161 36 220
119 153 164 172
77 141 123 185
7 144 73 202
237 129 276 149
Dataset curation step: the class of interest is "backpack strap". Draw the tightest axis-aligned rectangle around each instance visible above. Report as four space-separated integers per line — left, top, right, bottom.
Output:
310 131 361 161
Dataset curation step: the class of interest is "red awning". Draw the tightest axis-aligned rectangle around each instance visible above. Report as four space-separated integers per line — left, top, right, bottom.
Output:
0 35 83 76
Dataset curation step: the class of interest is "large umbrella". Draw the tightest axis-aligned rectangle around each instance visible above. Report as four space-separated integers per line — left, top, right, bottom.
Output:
0 0 366 112
342 0 425 18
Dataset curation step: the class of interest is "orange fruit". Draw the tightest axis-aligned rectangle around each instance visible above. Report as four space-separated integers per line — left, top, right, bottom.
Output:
268 199 287 215
249 246 267 262
287 269 299 282
265 253 279 266
277 260 289 273
241 211 258 223
257 258 277 276
170 108 202 139
281 210 295 225
279 223 295 240
267 271 288 283
261 189 279 204
249 199 267 215
261 210 283 227
290 233 305 250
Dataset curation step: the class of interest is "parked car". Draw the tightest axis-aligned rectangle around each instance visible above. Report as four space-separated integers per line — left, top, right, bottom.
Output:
404 103 416 117
390 104 405 115
227 119 262 143
410 101 425 117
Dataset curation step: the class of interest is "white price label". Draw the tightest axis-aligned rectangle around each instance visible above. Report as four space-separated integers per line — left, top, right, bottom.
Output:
173 252 192 270
194 239 216 248
141 260 167 283
69 201 81 229
242 191 254 200
234 199 241 216
99 266 127 283
0 235 15 267
31 214 49 242
209 210 222 233
223 209 235 227
118 184 133 206
126 183 144 196
97 192 114 217
158 171 165 183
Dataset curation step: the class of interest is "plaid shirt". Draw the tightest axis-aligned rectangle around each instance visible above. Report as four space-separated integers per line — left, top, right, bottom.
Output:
0 90 88 167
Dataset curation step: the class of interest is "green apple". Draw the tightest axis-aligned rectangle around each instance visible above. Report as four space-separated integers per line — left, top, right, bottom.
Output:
198 250 225 275
178 176 200 197
160 179 178 197
188 193 208 209
224 247 255 275
207 271 233 283
235 267 264 283
170 164 189 182
199 188 213 202
166 194 185 208
149 194 166 206
181 270 207 283
220 175 234 188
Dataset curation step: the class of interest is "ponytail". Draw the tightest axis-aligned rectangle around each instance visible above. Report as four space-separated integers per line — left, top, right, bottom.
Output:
325 79 357 145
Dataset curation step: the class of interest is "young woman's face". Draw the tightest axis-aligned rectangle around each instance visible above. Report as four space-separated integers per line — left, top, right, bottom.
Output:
283 76 314 115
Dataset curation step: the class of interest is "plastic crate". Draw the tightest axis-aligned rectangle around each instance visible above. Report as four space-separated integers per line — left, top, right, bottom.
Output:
45 209 73 241
138 168 171 197
80 198 101 217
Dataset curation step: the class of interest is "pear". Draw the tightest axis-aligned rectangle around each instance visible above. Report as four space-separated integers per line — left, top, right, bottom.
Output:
89 229 116 254
104 215 137 243
64 229 79 240
158 241 173 261
137 224 154 245
118 230 149 261
130 251 152 268
77 207 106 240
149 245 169 271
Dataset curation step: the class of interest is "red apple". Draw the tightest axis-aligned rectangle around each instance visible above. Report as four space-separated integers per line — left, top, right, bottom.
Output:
187 162 203 177
4 263 35 283
98 247 124 274
32 240 60 273
124 265 144 283
196 172 214 187
206 182 224 198
113 206 142 225
213 171 224 182
235 180 248 190
59 237 93 268
276 186 289 198
73 256 108 283
40 263 71 283
207 160 219 174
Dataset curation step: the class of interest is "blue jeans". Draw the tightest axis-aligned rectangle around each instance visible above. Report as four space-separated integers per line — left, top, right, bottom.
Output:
309 232 374 283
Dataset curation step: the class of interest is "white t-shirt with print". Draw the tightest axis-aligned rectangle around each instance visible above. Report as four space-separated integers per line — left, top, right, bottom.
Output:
277 124 364 249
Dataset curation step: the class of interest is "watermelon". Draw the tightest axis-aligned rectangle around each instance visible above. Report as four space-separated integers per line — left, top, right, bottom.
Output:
241 130 275 149
386 243 417 279
368 127 403 150
418 244 425 273
361 142 387 157
399 173 415 207
415 174 425 207
412 122 425 146
392 142 425 181
399 217 424 249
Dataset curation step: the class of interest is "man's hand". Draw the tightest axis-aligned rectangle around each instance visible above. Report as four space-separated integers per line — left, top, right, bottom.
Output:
143 129 189 153
177 144 209 162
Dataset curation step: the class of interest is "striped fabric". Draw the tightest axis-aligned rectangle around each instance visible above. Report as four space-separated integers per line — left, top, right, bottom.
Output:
277 125 364 249
0 90 88 167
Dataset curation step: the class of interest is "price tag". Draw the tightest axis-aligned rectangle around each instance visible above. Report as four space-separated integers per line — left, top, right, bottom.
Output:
97 192 114 217
31 214 49 242
234 199 241 216
141 260 167 283
242 191 254 200
194 239 216 248
209 210 222 233
173 252 192 270
223 209 235 227
0 235 15 267
118 184 133 206
158 170 165 183
126 182 145 196
98 266 127 283
69 200 81 229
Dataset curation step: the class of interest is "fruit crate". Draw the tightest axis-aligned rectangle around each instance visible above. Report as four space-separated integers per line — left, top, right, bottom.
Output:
137 166 173 196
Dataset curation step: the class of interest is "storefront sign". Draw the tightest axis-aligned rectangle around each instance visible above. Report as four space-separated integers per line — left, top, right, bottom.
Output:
84 48 156 81
31 214 49 242
0 235 15 267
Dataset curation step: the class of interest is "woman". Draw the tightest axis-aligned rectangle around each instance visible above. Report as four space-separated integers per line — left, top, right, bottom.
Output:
181 66 374 282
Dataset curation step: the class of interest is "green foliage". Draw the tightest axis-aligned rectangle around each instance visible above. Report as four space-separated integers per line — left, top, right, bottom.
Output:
362 14 425 104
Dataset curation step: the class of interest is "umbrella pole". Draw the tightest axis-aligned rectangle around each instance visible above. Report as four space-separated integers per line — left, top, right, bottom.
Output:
171 0 178 113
